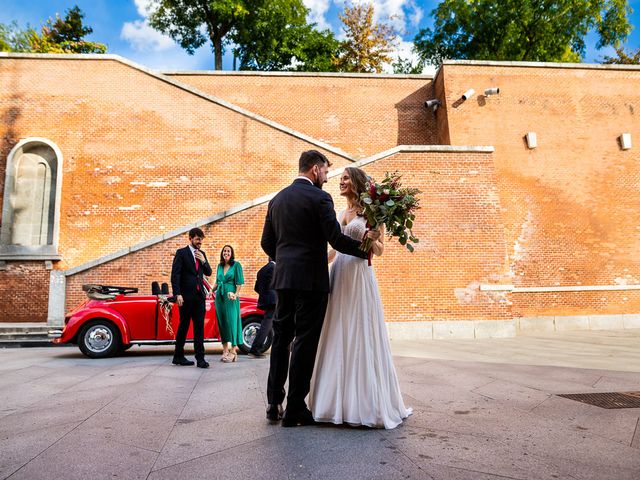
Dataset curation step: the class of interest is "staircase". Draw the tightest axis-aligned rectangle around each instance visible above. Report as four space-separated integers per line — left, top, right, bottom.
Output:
0 323 54 347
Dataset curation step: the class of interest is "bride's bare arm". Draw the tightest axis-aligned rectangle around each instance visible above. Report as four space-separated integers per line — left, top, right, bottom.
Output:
328 248 337 263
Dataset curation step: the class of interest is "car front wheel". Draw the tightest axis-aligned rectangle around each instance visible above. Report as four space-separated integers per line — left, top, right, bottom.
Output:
239 315 272 354
78 320 121 358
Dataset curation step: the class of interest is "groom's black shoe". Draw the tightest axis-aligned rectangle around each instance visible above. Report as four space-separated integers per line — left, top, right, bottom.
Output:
281 408 317 427
266 404 284 423
172 357 195 366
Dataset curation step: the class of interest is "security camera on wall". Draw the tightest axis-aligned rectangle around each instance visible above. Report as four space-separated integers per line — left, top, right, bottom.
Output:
424 99 442 112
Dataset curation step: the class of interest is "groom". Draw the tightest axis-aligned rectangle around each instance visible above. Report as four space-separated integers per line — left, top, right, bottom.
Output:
261 150 378 427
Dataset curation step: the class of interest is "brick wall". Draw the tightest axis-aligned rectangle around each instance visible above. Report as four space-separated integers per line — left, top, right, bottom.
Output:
440 63 640 316
64 149 510 323
0 263 50 322
0 57 351 271
169 72 437 157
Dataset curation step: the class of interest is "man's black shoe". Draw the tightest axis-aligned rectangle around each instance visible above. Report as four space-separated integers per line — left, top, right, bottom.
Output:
197 360 210 369
248 350 265 358
172 357 195 366
266 404 284 422
281 408 317 427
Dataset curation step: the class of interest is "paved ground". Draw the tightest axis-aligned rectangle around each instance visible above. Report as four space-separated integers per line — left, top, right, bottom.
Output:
1 330 640 480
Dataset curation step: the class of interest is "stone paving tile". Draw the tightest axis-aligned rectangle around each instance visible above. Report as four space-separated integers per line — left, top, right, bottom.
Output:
152 407 276 470
77 403 179 452
0 422 79 477
530 394 640 447
471 379 552 411
110 375 196 415
8 429 158 480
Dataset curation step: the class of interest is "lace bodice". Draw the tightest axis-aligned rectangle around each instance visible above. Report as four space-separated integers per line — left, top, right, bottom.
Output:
342 214 367 242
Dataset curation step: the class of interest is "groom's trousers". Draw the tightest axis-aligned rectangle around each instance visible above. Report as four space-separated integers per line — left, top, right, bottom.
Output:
267 289 329 412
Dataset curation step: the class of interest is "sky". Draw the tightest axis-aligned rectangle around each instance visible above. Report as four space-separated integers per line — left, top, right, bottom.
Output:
1 0 639 73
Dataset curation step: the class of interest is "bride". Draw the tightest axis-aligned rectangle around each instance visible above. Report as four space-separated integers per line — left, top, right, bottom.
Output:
308 166 412 429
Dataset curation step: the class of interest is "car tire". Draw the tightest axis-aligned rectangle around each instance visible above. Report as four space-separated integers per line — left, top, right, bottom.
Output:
239 314 272 354
78 320 122 358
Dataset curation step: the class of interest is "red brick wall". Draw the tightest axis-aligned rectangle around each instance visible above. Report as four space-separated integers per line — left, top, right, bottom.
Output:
169 73 437 157
0 57 351 271
65 150 510 323
440 63 640 316
0 263 49 322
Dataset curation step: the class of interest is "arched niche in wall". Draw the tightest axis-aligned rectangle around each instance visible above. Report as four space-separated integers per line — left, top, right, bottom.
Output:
0 138 63 260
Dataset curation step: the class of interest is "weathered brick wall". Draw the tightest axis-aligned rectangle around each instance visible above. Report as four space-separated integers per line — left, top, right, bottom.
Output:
0 57 350 271
440 63 640 316
65 150 510 323
169 72 437 157
0 263 50 322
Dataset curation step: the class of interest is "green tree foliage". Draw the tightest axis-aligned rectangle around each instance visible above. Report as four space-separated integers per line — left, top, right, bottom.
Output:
149 0 337 71
392 56 426 74
0 6 106 54
232 0 340 71
0 21 33 52
334 3 397 73
602 45 640 64
414 0 632 66
148 0 248 70
42 5 106 53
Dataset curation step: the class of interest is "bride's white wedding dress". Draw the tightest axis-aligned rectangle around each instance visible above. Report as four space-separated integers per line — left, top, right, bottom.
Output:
309 213 412 429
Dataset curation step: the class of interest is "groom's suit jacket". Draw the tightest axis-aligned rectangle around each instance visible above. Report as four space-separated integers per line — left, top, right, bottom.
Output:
261 178 366 293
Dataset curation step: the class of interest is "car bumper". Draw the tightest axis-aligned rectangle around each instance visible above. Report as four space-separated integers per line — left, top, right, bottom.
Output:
48 329 63 340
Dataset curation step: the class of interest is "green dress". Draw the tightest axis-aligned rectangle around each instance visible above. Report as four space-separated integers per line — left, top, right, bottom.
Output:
215 261 245 346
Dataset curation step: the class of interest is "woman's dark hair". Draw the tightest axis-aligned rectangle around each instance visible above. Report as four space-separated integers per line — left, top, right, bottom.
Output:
219 244 235 266
344 167 369 210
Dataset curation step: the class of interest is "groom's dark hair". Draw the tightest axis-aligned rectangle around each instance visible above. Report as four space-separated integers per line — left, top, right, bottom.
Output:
299 150 332 173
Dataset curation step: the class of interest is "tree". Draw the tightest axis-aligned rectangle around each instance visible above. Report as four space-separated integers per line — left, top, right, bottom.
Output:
602 46 640 64
0 6 106 54
392 56 426 74
231 0 339 71
42 5 106 53
0 22 33 52
148 0 247 70
414 0 632 66
334 3 397 73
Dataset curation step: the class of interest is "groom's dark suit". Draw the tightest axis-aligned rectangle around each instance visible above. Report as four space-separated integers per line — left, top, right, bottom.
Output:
261 177 366 420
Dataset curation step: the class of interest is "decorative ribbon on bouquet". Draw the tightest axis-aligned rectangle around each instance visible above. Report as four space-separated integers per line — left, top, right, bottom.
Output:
361 225 374 266
158 295 175 337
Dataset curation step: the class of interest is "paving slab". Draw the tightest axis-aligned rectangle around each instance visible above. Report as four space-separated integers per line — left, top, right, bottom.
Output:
0 330 639 479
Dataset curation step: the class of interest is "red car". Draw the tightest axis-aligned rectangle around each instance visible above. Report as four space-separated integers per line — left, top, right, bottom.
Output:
50 281 270 358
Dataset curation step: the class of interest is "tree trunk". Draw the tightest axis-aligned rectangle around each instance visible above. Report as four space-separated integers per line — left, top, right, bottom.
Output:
214 37 222 70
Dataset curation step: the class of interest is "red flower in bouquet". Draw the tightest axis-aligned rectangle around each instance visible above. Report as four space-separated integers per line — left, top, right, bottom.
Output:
360 171 421 254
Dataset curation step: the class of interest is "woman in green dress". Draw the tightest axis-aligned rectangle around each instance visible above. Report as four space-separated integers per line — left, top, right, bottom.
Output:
213 244 245 363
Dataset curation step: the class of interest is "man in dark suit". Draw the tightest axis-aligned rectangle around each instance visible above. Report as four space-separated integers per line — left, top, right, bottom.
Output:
171 227 213 368
261 150 379 426
248 257 276 357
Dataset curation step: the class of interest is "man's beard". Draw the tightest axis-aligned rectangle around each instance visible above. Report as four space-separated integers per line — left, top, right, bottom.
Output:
313 177 324 189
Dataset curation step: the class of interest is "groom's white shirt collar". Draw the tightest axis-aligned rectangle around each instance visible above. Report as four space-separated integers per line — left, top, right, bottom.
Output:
296 176 313 185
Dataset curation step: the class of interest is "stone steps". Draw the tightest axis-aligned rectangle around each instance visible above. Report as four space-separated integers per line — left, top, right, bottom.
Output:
0 323 54 347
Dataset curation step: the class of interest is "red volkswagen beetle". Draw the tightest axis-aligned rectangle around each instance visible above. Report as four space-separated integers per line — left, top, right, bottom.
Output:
50 281 270 358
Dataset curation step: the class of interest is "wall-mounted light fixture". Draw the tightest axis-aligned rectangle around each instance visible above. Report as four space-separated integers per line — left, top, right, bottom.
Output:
424 99 442 112
525 132 537 149
620 133 632 150
461 89 475 101
484 87 500 96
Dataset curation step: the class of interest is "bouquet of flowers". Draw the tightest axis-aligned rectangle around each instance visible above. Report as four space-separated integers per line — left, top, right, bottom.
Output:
360 171 421 253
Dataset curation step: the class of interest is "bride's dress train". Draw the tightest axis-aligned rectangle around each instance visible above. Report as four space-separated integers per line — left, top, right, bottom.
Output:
309 215 412 429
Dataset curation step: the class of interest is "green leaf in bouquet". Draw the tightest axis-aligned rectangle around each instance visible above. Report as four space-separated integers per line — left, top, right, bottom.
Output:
385 199 395 207
407 244 414 252
406 219 413 229
364 197 373 205
410 236 419 243
399 236 407 245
